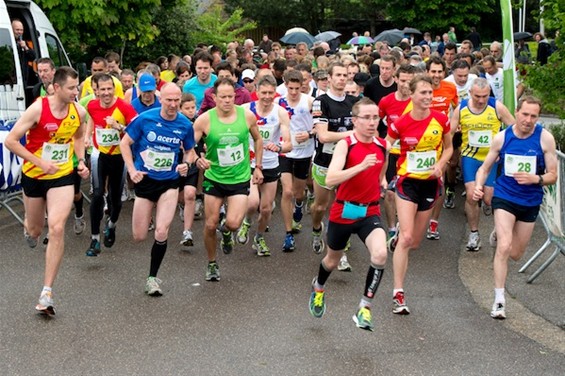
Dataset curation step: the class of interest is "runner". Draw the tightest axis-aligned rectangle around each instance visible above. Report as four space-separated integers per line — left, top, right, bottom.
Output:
85 74 137 256
473 96 557 319
192 78 264 281
5 67 89 314
120 83 195 296
386 75 453 315
237 75 291 256
451 78 514 251
309 97 390 331
278 70 314 252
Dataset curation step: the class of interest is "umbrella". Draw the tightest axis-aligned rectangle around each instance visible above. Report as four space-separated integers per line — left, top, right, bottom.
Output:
374 29 404 45
514 31 533 41
315 31 341 42
347 36 374 45
403 27 422 35
280 32 316 47
285 27 309 36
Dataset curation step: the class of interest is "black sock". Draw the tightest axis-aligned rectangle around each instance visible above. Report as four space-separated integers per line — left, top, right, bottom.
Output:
286 231 292 235
363 264 385 299
74 195 84 217
317 260 332 286
149 240 167 277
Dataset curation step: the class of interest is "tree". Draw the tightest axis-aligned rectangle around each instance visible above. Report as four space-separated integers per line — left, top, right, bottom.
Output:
191 5 257 47
36 0 161 63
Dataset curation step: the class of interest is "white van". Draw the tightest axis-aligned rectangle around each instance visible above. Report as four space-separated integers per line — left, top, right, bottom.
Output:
0 0 70 194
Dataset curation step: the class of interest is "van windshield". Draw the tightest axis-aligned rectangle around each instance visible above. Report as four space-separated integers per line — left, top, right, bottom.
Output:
0 28 17 85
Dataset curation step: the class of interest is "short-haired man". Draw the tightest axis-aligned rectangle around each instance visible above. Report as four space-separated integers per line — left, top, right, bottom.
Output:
363 55 398 137
451 78 514 251
193 78 264 281
120 69 135 92
473 96 557 319
296 42 308 58
459 40 474 54
120 84 195 296
309 98 390 331
237 76 292 255
182 52 217 112
80 57 124 99
442 42 457 71
85 74 138 256
32 57 56 100
105 51 122 76
5 67 89 314
199 62 251 114
131 73 161 114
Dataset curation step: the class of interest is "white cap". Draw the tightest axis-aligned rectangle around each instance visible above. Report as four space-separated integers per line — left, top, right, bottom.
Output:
242 69 255 80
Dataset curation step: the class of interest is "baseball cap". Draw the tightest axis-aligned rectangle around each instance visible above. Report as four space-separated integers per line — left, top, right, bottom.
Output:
138 73 156 92
353 72 370 87
242 69 255 80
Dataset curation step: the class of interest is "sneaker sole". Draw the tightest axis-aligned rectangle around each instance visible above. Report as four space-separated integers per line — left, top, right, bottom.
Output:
206 276 220 282
426 234 440 240
337 265 352 272
180 239 194 247
352 314 374 331
36 305 55 316
393 307 410 315
252 244 271 257
146 290 162 297
491 312 506 320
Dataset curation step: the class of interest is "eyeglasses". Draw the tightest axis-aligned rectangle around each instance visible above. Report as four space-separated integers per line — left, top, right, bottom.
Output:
355 115 380 121
243 79 254 83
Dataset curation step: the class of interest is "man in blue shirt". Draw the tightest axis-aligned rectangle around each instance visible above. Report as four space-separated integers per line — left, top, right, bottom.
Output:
182 51 217 112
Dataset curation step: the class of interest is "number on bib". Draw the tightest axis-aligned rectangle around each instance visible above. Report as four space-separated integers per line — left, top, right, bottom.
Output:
41 143 70 163
406 150 436 173
504 154 536 176
468 130 492 147
217 144 245 167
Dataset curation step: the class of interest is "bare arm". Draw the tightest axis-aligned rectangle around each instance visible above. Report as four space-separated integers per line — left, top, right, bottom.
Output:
276 107 292 153
473 131 504 200
315 122 354 144
495 101 515 128
246 109 264 184
450 106 461 133
73 105 89 178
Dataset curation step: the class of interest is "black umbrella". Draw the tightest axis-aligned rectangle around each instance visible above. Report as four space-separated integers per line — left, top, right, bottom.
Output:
514 31 533 41
374 29 404 46
280 32 316 47
403 27 422 35
315 31 341 42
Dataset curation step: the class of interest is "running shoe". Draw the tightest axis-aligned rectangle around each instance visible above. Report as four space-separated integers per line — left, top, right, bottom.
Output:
282 233 296 252
337 254 352 272
236 220 251 245
194 198 203 219
490 302 506 319
178 204 185 222
353 306 374 331
42 234 49 246
443 187 455 209
293 202 304 223
180 229 193 247
206 262 220 281
121 186 128 202
291 220 302 234
103 220 116 248
24 230 38 249
426 221 440 240
483 203 492 216
312 223 325 254
35 290 55 315
466 231 481 252
387 227 399 253
86 239 101 257
309 278 326 318
305 192 315 214
74 215 86 235
144 277 162 296
253 235 271 257
221 230 234 254
489 229 497 247
392 291 410 315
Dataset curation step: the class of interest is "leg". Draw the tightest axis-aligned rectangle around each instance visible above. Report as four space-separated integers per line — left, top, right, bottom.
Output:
203 194 223 262
280 172 294 232
131 197 154 242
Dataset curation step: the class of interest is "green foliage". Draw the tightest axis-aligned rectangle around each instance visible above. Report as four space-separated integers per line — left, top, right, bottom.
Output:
548 122 565 151
382 0 494 35
192 6 257 47
36 0 161 62
522 0 565 118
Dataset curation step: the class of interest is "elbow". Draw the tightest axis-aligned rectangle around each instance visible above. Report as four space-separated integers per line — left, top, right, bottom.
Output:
326 173 337 187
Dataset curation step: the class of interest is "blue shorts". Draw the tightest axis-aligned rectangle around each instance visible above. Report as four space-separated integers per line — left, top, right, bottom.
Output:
461 156 496 186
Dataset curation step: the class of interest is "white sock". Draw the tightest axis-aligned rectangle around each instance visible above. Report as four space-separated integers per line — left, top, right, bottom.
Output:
42 286 52 293
494 288 505 303
393 288 404 297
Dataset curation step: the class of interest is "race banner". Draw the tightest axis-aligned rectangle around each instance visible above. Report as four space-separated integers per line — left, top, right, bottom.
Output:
500 0 516 113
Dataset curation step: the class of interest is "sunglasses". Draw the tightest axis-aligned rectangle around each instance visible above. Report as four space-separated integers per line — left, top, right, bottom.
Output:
243 79 254 83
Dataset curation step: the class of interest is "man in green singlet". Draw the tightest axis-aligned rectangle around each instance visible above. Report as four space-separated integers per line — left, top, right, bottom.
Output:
193 78 264 281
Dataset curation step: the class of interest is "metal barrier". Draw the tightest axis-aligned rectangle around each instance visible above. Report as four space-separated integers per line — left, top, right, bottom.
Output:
519 150 565 283
0 122 24 225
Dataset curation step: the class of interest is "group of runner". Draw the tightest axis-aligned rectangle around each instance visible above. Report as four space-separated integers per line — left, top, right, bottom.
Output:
5 39 557 330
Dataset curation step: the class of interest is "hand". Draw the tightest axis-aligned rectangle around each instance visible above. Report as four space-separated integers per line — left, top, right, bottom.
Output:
196 156 211 170
128 169 147 183
361 153 377 170
264 142 280 152
430 163 444 179
17 40 27 49
472 186 484 201
294 131 309 144
252 168 264 185
176 162 189 176
77 163 90 179
513 172 536 185
40 160 60 175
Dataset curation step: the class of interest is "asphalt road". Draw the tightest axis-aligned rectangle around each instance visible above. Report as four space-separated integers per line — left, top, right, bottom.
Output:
0 190 563 375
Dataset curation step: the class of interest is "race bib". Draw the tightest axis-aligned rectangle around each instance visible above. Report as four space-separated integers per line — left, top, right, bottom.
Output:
468 130 492 148
258 125 275 142
406 150 436 173
504 154 536 176
96 128 121 147
144 150 175 171
322 141 336 155
41 143 70 163
218 144 244 167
